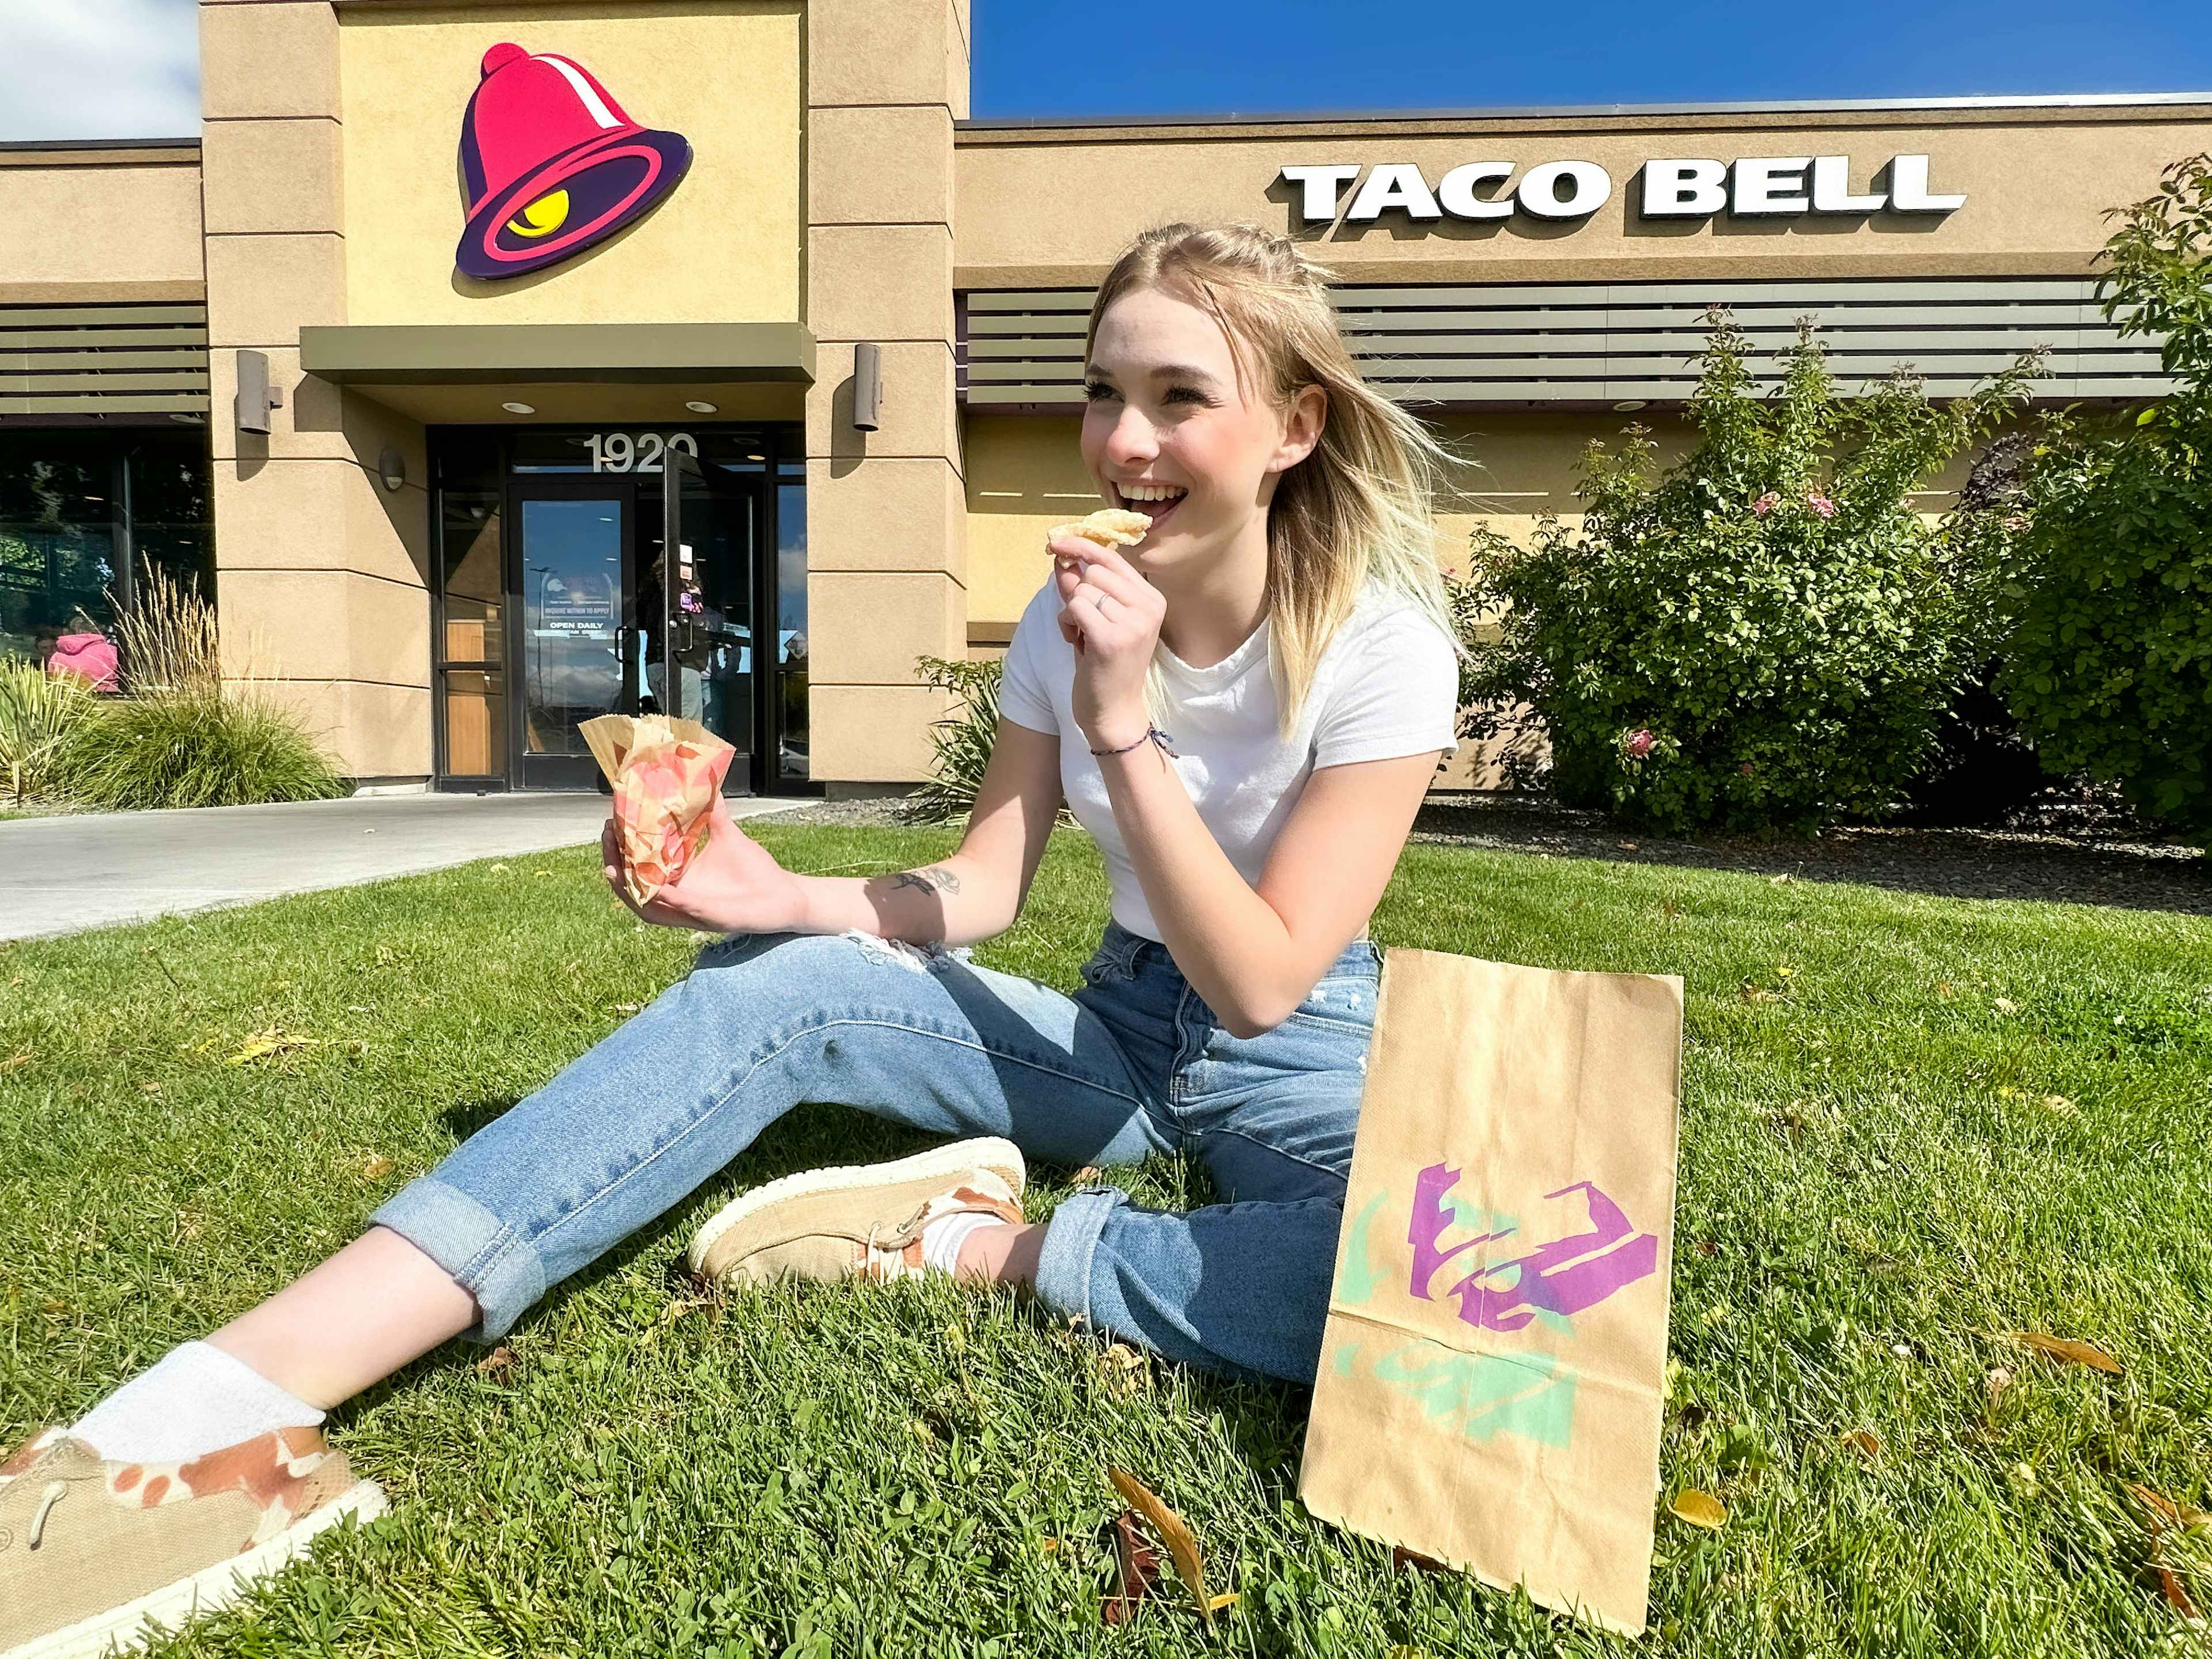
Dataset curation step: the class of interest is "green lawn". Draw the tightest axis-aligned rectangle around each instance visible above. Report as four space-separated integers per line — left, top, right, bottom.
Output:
3 824 2208 1657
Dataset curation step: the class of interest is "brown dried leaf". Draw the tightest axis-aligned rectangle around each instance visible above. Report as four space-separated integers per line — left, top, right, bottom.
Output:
474 1345 514 1376
1100 1509 1161 1626
1669 1489 1728 1530
2156 1564 2200 1620
2010 1332 2123 1374
360 1154 395 1181
1108 1467 1212 1624
0 1051 31 1073
1392 1544 1449 1574
1842 1429 1881 1460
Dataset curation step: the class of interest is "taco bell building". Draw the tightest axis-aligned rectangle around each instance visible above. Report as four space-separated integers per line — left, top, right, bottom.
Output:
1 1 2203 797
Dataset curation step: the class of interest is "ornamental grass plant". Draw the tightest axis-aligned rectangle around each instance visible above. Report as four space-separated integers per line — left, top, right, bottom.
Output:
904 652 1076 828
0 654 95 806
53 564 349 811
1456 310 2043 836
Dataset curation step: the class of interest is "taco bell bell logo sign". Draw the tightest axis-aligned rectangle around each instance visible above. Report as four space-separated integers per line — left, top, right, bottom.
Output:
456 43 692 282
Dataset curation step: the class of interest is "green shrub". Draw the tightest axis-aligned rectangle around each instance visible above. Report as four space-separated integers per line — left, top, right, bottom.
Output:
58 687 350 810
0 656 96 805
1457 308 2040 835
1995 152 2212 845
902 652 1077 827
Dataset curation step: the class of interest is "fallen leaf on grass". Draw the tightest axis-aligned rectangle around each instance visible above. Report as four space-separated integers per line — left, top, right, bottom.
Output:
1039 1536 1063 1555
1100 1509 1161 1626
1842 1429 1881 1460
1993 997 2020 1015
474 1346 514 1376
2128 1483 2212 1533
224 1027 325 1066
0 1051 31 1074
1108 1467 1214 1624
359 1154 395 1181
2156 1565 2200 1620
1669 1490 1727 1530
1392 1544 1449 1573
1986 1366 2014 1398
2010 1332 2123 1374
1206 1593 1240 1613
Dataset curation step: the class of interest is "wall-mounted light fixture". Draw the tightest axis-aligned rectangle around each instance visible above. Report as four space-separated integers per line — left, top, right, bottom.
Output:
684 399 718 414
502 400 536 415
234 349 283 434
851 342 881 433
377 446 407 492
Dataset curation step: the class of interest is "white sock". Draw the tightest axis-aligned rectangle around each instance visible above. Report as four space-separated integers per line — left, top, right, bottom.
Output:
920 1210 1002 1277
70 1341 327 1464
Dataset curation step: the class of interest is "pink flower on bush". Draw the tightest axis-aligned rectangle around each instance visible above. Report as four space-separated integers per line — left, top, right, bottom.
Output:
1740 761 1757 775
1806 492 1836 519
1624 728 1657 760
1752 491 1781 517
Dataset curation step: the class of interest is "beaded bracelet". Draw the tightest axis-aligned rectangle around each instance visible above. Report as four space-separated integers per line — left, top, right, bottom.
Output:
1089 725 1180 759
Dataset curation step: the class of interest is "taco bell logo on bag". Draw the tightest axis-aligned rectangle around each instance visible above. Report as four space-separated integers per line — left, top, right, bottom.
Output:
455 43 692 282
1331 1166 1660 1447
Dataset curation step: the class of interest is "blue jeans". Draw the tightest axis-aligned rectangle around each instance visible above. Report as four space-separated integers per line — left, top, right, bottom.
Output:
369 919 1380 1385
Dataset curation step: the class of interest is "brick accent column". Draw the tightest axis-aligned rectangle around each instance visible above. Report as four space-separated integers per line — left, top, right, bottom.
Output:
200 0 433 785
802 0 970 791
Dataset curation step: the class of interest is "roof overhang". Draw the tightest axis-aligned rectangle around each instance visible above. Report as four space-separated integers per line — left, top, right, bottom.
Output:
299 322 815 388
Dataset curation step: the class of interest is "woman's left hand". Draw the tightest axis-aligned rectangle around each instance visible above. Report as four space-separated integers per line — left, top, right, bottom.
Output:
1050 533 1165 750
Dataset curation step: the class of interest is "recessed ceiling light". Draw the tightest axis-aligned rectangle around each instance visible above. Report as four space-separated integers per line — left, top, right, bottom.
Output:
502 401 536 415
1612 400 1647 412
684 400 718 414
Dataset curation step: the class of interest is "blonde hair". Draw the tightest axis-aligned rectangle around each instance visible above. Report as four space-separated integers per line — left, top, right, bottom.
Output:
1086 221 1471 740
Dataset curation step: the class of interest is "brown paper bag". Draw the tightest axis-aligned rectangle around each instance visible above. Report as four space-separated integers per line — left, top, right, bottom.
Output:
1299 948 1684 1636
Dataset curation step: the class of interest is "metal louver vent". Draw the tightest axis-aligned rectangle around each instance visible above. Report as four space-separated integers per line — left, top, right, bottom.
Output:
0 301 210 418
959 278 2173 409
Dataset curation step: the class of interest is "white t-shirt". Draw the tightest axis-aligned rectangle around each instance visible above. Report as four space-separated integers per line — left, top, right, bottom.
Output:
996 575 1461 942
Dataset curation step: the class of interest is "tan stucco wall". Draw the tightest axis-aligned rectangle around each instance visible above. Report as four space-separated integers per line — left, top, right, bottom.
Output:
0 149 204 297
801 0 971 790
955 104 2212 286
203 0 436 783
338 1 801 328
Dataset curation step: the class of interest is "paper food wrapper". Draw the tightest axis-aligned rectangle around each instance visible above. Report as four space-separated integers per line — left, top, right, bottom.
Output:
1299 948 1684 1636
578 714 737 907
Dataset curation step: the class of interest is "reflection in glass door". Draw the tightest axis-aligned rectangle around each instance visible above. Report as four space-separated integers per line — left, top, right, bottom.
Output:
516 493 624 790
657 450 755 787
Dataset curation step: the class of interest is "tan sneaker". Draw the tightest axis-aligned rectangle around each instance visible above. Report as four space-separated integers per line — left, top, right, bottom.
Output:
0 1423 385 1659
685 1136 1026 1289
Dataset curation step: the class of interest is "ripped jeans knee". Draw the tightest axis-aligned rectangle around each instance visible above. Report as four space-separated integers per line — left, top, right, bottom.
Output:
838 926 975 975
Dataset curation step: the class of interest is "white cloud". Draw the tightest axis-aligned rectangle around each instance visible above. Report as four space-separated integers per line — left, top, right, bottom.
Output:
0 0 199 142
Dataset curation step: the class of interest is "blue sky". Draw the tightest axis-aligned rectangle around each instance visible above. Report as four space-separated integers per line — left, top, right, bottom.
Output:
0 0 2206 142
975 1 2212 118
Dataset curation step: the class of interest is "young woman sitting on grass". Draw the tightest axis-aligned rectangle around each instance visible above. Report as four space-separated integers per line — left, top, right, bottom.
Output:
1 221 1467 1658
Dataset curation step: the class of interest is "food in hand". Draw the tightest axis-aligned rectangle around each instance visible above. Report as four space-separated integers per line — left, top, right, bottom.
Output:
1047 507 1150 551
578 713 736 906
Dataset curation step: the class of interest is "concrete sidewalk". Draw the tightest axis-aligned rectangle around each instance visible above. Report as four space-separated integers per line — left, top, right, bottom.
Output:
0 793 808 942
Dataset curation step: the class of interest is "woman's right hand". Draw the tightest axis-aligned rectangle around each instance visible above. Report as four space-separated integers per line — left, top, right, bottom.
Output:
601 794 809 936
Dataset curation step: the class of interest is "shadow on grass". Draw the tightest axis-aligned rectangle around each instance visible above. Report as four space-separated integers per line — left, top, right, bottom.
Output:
1411 794 2210 916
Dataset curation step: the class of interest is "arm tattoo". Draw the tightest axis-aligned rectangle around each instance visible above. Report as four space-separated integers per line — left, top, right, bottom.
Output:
888 866 961 897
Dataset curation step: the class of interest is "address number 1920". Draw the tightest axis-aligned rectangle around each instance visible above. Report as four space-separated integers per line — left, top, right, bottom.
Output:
588 431 699 474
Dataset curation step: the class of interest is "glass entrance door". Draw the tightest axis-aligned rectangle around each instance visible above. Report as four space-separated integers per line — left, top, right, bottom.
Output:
655 450 757 786
514 490 626 791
